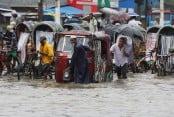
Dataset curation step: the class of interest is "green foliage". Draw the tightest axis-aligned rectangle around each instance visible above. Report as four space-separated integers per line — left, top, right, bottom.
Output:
164 0 174 9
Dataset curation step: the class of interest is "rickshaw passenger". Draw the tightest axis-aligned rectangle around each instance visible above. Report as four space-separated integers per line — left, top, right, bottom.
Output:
39 36 54 79
70 35 91 84
110 36 129 79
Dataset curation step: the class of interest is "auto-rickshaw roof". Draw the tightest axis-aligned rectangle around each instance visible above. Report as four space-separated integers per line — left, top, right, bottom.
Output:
57 30 92 37
57 30 110 40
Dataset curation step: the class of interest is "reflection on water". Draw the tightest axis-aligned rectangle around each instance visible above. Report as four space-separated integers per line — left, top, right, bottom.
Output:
0 72 174 117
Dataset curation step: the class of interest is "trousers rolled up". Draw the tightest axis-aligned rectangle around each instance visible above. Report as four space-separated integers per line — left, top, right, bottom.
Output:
115 63 128 79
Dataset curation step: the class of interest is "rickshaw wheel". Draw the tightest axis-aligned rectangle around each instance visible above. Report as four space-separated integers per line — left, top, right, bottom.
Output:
157 68 166 76
136 61 148 73
151 62 157 74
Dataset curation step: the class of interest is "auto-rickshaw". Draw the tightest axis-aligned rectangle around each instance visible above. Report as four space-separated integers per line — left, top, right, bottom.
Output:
55 30 113 83
155 26 174 76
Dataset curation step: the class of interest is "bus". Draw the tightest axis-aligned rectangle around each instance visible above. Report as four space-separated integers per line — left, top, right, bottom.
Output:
147 10 174 26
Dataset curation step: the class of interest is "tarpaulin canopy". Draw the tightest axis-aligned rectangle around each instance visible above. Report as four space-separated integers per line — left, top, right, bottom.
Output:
100 7 130 22
0 3 13 12
44 6 87 15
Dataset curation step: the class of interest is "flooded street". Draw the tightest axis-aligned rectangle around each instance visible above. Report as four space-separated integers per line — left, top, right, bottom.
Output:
0 72 174 117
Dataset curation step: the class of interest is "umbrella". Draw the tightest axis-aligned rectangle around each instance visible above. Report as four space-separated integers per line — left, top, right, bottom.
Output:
100 7 119 15
100 7 130 22
103 24 119 38
63 23 86 31
114 24 144 40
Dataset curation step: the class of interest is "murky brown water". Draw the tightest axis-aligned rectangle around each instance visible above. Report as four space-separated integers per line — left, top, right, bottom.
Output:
0 72 174 117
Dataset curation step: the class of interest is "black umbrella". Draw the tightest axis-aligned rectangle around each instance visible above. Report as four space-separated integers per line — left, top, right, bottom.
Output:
63 23 86 31
114 24 144 40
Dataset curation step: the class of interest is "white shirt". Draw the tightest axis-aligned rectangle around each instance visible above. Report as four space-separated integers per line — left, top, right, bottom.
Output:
128 19 141 26
89 17 98 32
110 44 128 66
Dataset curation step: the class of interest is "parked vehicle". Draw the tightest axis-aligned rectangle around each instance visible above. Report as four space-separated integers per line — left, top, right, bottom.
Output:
155 26 174 76
16 21 37 41
147 10 174 27
145 26 160 73
16 21 38 79
55 30 113 83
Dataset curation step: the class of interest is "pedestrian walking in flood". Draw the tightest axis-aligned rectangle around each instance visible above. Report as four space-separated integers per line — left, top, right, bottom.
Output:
70 35 91 84
110 36 129 79
89 13 98 32
3 25 17 75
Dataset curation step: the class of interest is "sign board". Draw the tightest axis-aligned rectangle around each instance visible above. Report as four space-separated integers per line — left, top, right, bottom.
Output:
146 33 157 51
77 0 92 2
110 0 118 8
77 0 97 5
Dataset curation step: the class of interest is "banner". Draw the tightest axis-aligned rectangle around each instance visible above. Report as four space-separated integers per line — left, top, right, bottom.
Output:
146 33 157 51
98 0 110 8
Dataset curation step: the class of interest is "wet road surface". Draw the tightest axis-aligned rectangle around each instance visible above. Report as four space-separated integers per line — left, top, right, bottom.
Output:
0 72 174 117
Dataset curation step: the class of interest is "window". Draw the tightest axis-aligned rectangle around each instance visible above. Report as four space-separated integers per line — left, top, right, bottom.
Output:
57 35 90 52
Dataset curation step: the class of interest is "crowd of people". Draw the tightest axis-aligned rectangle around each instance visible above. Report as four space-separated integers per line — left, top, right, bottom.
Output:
0 11 144 84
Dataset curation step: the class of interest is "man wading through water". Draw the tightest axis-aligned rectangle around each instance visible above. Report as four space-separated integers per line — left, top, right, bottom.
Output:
110 36 129 79
70 35 91 84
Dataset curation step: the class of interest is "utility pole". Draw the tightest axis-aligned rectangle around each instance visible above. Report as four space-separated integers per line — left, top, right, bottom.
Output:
55 0 60 24
160 0 164 26
38 0 43 21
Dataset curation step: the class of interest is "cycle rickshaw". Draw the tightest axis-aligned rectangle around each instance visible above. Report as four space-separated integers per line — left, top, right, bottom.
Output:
104 24 146 73
16 21 64 79
28 21 64 79
156 26 174 76
143 26 160 73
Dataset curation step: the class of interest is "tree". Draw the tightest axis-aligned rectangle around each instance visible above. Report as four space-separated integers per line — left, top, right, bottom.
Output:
135 0 144 4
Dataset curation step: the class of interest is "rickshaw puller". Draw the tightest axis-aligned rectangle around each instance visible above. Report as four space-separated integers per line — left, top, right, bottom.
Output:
39 36 54 79
4 25 17 75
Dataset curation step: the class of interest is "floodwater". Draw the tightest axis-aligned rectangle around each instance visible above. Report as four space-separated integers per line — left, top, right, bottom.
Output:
0 73 174 117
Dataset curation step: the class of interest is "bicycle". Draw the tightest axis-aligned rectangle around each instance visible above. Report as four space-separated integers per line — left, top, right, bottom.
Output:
0 48 21 79
0 50 6 75
16 49 38 80
23 51 55 80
